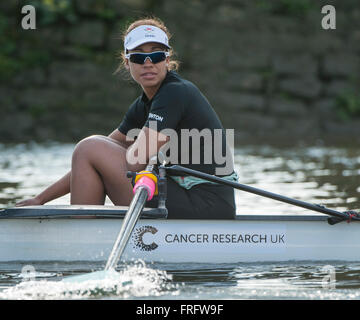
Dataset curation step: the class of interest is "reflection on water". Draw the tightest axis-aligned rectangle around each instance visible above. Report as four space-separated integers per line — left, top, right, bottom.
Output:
234 145 360 214
2 261 360 300
1 142 358 213
0 261 179 300
0 142 74 206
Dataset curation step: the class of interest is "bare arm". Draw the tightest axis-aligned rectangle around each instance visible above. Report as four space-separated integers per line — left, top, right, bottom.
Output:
16 171 71 206
108 129 134 149
37 171 71 204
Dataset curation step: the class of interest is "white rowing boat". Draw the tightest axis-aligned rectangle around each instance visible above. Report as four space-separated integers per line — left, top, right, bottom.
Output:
1 205 360 263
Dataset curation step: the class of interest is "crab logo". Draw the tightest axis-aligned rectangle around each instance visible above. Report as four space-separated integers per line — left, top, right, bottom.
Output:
132 225 158 251
144 27 154 32
144 26 156 38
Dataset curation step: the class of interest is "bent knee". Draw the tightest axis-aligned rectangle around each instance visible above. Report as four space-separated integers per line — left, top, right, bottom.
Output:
72 135 106 160
72 134 127 165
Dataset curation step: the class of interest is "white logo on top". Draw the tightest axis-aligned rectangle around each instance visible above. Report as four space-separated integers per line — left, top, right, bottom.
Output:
148 113 164 122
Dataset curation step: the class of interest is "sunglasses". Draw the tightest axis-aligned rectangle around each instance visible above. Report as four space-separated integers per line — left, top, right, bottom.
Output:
125 51 170 65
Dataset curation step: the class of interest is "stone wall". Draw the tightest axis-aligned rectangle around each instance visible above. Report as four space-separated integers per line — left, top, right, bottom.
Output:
1 0 359 144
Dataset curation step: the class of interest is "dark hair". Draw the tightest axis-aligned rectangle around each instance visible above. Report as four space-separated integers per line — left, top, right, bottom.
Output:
114 16 180 75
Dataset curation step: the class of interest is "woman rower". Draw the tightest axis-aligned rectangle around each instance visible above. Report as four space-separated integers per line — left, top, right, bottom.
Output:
16 17 237 219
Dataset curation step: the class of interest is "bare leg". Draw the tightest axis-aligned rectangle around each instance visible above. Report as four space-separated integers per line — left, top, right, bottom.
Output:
70 135 135 205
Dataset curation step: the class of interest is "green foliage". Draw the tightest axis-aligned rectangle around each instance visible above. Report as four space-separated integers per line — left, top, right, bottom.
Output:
0 55 19 80
28 104 47 117
0 11 51 80
0 13 20 79
0 17 16 56
21 49 51 67
26 0 77 25
256 0 315 17
336 90 360 121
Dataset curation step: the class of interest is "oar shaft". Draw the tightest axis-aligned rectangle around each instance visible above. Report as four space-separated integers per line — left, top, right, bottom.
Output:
105 186 148 270
167 165 348 221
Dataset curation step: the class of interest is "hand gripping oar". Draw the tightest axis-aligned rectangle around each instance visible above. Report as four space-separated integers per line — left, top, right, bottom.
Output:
63 168 157 283
165 165 360 225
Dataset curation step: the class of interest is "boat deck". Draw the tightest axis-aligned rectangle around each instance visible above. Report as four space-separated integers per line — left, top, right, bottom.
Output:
0 205 328 221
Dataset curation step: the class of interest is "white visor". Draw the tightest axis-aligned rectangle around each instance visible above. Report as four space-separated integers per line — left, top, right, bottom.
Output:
124 25 171 51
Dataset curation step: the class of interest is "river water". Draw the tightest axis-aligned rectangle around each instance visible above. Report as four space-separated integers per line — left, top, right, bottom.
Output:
0 141 359 300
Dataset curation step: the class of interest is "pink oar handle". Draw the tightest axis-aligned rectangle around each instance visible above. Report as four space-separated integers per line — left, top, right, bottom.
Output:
133 176 156 201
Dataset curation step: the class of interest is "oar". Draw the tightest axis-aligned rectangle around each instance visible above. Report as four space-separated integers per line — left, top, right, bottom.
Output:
165 165 360 225
63 170 156 283
104 186 148 270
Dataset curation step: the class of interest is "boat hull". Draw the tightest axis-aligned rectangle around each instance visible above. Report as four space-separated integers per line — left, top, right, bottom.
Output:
1 206 360 263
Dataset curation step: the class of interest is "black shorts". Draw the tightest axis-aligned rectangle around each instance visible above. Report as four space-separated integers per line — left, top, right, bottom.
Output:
146 178 236 219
